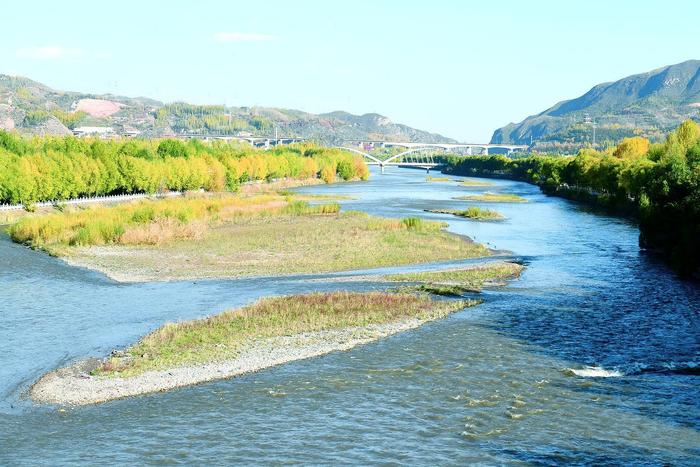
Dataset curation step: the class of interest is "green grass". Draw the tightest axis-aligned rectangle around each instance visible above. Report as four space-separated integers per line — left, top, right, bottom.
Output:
457 179 493 187
426 176 453 182
397 284 478 296
452 193 527 203
426 206 504 220
385 262 523 291
96 291 477 376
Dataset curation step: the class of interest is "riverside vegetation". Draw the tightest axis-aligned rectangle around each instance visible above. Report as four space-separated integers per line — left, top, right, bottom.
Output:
444 120 700 275
0 131 368 205
9 194 490 281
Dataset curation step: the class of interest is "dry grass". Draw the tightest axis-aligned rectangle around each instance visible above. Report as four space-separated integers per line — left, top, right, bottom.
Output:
457 179 493 187
97 291 476 376
8 193 340 250
453 193 527 203
64 211 489 281
119 218 207 245
10 189 490 281
237 178 324 194
426 176 453 182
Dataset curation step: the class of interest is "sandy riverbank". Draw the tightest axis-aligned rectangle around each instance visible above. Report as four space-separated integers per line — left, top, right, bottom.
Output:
30 317 437 406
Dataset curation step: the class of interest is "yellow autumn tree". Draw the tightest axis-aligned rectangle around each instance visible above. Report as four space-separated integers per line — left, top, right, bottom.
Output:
613 137 650 159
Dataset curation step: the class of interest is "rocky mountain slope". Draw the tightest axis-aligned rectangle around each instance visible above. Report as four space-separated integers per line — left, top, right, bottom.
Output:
0 74 453 143
491 60 700 152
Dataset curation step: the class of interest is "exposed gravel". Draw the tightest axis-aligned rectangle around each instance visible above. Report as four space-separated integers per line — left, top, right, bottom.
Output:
29 318 428 406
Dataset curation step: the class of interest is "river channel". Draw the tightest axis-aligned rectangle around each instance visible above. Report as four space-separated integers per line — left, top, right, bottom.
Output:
1 167 698 464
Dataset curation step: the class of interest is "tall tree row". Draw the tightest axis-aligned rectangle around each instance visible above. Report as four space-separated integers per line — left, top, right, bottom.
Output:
0 133 369 205
444 120 700 275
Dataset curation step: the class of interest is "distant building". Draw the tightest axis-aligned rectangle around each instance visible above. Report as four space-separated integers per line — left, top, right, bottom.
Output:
73 126 115 137
121 125 141 138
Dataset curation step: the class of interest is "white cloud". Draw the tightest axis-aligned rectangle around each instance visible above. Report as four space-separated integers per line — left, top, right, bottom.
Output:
15 46 85 60
215 32 275 42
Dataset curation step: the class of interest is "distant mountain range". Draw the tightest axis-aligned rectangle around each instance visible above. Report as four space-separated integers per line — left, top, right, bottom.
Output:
491 59 700 152
0 75 454 144
5 61 700 151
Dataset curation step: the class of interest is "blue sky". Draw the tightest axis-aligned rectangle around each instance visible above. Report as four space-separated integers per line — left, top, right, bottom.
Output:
1 0 698 141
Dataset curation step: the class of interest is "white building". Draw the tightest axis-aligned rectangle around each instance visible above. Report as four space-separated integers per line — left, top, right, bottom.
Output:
73 126 115 137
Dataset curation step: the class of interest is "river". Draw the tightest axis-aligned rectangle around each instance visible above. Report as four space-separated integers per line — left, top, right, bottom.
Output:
1 167 698 465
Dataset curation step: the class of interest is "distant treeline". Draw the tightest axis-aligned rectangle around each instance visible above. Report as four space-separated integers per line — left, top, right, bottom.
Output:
444 120 700 276
0 132 368 205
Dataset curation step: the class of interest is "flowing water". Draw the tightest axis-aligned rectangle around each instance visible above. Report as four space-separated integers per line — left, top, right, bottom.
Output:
1 168 698 465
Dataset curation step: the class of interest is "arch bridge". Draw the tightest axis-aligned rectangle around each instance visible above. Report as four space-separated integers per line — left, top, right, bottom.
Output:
336 141 528 174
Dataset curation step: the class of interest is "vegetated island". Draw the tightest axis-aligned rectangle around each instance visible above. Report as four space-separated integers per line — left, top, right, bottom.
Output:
453 193 527 203
425 206 504 221
30 262 523 405
9 193 490 282
386 261 523 296
426 176 453 182
457 178 493 187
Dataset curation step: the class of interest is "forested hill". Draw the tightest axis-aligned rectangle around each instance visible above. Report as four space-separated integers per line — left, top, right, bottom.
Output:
0 74 454 144
491 60 700 152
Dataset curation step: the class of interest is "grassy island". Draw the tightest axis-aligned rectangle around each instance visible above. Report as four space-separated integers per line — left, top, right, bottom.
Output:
28 264 526 405
10 193 490 281
426 206 504 220
426 176 453 182
97 291 475 377
457 178 493 187
453 193 527 203
29 291 484 405
385 261 523 296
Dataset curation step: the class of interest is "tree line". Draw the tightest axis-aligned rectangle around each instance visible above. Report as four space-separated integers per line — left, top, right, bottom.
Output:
0 132 369 205
443 120 700 276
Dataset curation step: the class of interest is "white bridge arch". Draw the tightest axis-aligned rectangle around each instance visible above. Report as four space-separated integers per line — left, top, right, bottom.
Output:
334 146 444 173
335 141 528 173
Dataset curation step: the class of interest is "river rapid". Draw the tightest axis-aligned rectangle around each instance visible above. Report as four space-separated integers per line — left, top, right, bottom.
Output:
1 168 698 465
